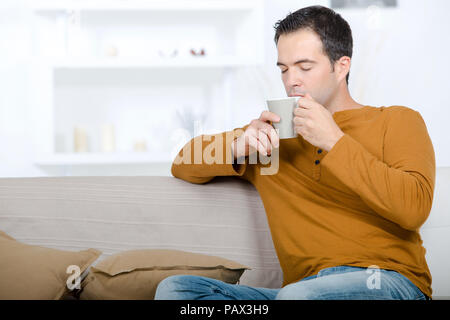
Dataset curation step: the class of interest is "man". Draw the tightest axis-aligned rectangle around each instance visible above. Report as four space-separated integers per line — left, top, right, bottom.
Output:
155 5 435 300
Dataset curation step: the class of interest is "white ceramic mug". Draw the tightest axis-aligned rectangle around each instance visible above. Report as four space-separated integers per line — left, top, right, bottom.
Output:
266 97 301 139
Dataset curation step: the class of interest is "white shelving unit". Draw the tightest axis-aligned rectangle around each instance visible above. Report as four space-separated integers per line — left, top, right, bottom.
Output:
45 56 261 69
35 152 172 166
28 0 261 11
29 0 264 169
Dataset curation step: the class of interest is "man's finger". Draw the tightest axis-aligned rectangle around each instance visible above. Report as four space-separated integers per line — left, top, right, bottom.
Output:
296 93 317 109
296 97 313 109
260 110 281 123
293 107 308 117
254 130 272 155
293 116 305 127
249 135 268 156
255 122 279 148
267 127 280 149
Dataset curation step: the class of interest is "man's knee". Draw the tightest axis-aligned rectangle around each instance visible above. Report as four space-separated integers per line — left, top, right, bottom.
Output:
155 275 198 300
275 282 318 300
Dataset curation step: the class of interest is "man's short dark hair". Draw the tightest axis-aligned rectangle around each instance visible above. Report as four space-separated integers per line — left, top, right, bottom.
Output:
274 5 353 84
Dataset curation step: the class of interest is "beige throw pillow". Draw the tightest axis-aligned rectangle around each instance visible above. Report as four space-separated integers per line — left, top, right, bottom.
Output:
80 249 250 300
0 230 101 300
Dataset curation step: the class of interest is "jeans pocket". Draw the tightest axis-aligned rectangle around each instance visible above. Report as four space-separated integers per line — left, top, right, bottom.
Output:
387 270 427 300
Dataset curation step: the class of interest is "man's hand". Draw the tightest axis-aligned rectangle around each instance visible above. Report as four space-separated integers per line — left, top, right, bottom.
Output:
232 111 280 159
293 93 345 152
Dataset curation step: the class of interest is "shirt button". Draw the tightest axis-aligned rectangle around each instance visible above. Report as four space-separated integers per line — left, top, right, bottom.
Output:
315 160 320 165
317 149 323 154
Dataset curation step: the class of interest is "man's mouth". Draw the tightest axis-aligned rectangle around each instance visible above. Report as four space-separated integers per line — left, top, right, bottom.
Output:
289 93 306 98
289 88 306 97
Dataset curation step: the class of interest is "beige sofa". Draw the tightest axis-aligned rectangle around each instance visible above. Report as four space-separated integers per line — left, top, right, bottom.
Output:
0 167 449 299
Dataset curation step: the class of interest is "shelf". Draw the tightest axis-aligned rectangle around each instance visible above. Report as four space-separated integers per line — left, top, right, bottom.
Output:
29 0 261 12
35 152 174 166
45 56 262 69
29 0 264 172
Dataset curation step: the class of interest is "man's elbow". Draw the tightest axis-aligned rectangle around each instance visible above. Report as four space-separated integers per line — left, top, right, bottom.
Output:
399 207 431 231
398 181 434 231
171 162 181 179
171 163 213 185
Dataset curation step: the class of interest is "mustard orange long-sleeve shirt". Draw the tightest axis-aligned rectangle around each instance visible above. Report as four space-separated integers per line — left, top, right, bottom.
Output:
171 105 435 298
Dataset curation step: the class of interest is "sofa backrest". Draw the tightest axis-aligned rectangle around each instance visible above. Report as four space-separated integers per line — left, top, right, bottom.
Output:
0 175 283 289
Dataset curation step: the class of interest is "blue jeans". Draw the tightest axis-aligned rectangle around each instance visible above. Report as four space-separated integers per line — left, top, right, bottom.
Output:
154 265 429 300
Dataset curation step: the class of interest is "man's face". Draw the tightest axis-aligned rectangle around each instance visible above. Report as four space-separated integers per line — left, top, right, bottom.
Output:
276 29 341 107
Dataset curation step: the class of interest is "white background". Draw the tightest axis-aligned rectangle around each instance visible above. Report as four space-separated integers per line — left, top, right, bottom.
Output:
0 0 449 177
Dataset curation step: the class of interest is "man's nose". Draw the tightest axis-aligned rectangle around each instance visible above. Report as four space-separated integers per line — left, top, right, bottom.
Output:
284 69 303 90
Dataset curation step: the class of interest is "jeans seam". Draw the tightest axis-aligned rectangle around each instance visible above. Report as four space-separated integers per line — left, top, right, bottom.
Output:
317 265 365 278
413 292 427 300
212 285 235 299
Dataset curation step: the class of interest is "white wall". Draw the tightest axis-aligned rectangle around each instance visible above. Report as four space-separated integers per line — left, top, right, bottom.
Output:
0 1 36 177
0 0 450 178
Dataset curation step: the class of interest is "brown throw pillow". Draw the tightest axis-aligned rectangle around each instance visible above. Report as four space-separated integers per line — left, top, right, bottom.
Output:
0 230 101 300
79 249 251 300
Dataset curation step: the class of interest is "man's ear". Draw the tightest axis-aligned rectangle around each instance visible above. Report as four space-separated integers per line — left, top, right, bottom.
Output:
335 56 351 82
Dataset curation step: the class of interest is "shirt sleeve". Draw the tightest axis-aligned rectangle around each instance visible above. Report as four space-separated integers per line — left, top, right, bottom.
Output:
321 107 436 231
171 125 250 184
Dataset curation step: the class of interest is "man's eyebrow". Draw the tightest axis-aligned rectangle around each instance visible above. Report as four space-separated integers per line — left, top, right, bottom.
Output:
276 59 317 66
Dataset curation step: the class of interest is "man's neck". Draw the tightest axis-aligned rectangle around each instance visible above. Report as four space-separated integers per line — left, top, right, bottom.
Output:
325 87 365 115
